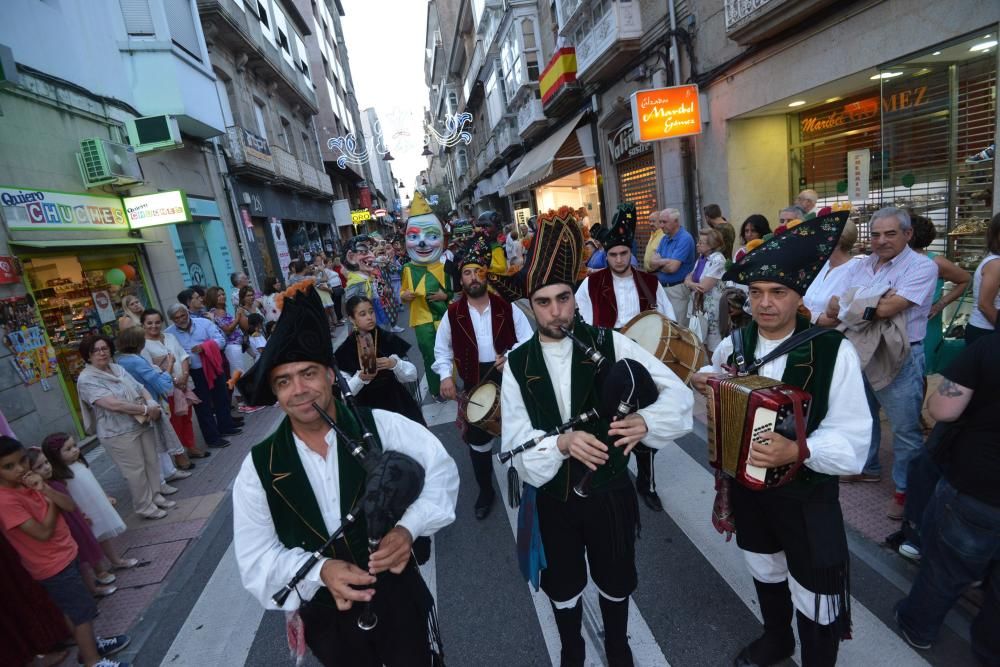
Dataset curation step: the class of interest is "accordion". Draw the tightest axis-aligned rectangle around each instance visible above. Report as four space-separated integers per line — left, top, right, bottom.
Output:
706 375 811 490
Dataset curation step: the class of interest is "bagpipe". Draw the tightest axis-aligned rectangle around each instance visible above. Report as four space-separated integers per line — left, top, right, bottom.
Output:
271 357 425 633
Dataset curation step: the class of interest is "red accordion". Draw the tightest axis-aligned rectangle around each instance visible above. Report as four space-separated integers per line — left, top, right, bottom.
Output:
706 375 811 490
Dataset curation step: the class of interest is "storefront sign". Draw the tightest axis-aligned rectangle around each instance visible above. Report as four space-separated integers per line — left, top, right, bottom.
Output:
800 86 938 137
351 209 372 225
269 217 291 282
630 85 703 143
0 186 128 231
607 122 652 163
233 182 334 224
847 149 871 203
123 190 191 228
238 126 272 162
0 256 20 284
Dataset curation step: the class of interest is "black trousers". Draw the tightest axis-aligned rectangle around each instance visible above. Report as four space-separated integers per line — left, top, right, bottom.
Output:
537 479 639 602
190 367 236 445
298 563 436 667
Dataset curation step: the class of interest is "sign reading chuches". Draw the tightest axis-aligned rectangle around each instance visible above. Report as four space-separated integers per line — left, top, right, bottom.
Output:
0 186 128 230
123 190 191 228
630 85 703 143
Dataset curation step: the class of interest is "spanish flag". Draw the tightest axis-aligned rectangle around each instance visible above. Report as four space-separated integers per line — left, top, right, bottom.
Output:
540 47 577 105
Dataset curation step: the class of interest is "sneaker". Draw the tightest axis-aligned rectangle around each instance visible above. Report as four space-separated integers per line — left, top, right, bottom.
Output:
94 584 117 598
153 496 177 509
898 542 922 562
95 634 130 657
94 660 131 667
966 143 995 164
208 438 231 448
159 484 179 495
165 469 192 482
140 508 167 520
95 572 116 585
886 492 905 520
894 609 932 650
113 558 139 570
391 326 405 333
841 472 882 483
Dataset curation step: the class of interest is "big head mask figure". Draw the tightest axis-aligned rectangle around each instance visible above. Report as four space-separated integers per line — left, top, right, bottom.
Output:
405 192 445 265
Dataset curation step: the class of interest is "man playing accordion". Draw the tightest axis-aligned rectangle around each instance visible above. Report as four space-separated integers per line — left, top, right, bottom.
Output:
692 210 870 667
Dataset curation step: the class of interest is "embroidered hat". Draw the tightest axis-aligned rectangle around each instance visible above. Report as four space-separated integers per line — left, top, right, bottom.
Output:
490 207 583 300
236 280 334 406
604 202 637 251
722 209 850 295
457 234 492 269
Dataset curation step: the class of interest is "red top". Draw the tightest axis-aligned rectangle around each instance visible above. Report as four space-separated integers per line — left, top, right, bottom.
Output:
0 486 77 580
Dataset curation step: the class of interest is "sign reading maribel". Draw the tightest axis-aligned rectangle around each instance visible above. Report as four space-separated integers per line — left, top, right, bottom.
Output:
123 190 191 229
630 85 703 143
0 186 129 231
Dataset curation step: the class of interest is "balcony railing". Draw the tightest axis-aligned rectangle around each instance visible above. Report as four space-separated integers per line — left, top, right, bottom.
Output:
317 170 334 197
575 2 642 82
496 119 521 156
725 0 774 29
724 0 840 45
517 97 546 138
298 159 321 191
225 125 275 176
476 149 488 175
485 136 499 167
557 0 584 31
270 145 301 184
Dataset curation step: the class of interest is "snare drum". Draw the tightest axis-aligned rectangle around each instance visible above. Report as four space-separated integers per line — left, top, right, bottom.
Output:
463 380 502 437
620 311 706 385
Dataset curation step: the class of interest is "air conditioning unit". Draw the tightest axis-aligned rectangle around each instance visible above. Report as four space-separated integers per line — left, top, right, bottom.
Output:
125 114 183 153
76 138 143 188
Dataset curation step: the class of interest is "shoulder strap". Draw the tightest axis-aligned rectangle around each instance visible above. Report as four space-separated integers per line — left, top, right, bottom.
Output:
745 327 837 375
633 269 657 308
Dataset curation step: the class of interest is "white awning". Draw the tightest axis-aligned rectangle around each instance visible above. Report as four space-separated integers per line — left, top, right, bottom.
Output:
500 110 587 196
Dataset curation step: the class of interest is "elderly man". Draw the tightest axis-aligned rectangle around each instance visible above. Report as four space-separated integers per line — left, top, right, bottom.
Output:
649 208 696 327
643 207 664 272
796 189 819 215
230 272 256 309
166 304 241 448
825 207 938 519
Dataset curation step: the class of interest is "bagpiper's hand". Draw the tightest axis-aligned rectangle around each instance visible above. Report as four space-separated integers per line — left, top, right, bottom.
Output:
439 377 457 401
368 526 413 575
557 431 608 471
749 432 802 468
608 413 648 454
320 559 376 611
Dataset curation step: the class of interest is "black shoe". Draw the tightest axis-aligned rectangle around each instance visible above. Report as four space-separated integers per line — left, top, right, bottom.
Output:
474 492 495 520
231 416 245 425
637 486 663 512
208 438 231 448
221 428 243 436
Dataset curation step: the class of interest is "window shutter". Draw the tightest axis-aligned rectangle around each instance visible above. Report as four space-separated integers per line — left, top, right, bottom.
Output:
120 0 154 36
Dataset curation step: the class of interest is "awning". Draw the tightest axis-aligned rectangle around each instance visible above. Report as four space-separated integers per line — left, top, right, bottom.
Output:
10 238 161 248
501 110 587 196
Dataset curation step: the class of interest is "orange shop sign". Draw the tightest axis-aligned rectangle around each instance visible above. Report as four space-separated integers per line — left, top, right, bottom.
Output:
629 85 702 142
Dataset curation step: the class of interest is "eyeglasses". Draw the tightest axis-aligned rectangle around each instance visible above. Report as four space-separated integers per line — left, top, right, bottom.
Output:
92 346 111 353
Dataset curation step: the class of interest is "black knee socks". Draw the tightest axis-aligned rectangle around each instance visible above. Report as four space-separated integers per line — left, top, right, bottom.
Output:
796 610 840 667
468 448 495 507
599 596 633 667
551 601 585 667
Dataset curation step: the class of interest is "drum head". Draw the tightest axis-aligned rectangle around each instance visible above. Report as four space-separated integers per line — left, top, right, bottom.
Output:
467 383 498 422
621 312 666 358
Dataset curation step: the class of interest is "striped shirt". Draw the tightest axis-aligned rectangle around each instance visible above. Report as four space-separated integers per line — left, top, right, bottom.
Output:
844 246 937 343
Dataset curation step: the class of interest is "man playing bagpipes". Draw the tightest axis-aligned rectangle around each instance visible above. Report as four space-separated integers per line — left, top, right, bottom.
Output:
575 202 676 512
497 208 693 666
691 210 870 667
432 235 532 520
231 281 459 666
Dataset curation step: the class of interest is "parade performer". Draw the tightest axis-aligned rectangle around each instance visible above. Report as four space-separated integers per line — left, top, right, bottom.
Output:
343 236 376 304
575 203 676 512
401 192 453 400
232 282 459 667
335 295 424 425
474 210 508 274
499 208 693 666
433 236 532 519
691 211 870 667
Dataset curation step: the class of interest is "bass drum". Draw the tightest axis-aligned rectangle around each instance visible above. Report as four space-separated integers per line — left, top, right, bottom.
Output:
620 311 705 385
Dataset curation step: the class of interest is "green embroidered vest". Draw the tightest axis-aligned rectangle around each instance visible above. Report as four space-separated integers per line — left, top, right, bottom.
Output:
508 323 624 500
727 315 843 486
251 400 379 605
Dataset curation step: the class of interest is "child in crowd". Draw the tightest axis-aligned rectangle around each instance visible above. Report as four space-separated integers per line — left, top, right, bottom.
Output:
28 447 118 598
245 312 268 359
41 433 138 571
0 436 131 667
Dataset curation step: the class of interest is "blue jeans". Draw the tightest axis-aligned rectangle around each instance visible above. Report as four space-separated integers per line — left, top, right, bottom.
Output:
868 346 925 492
896 480 1000 664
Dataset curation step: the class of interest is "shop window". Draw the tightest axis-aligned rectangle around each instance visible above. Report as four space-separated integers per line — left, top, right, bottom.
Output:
176 223 218 289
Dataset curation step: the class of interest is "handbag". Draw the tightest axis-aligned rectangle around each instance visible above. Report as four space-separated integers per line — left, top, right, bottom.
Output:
687 298 708 343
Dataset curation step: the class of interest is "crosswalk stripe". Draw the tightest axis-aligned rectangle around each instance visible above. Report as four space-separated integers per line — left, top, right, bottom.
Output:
160 543 265 667
649 441 931 666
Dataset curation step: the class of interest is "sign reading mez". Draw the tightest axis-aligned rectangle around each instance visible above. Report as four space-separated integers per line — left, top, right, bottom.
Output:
630 85 703 143
123 190 191 228
0 186 129 231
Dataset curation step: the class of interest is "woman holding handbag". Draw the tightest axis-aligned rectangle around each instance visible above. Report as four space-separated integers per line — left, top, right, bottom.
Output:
684 227 728 353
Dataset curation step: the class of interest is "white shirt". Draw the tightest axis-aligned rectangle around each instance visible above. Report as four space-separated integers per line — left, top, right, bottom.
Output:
431 301 533 379
341 355 418 395
575 270 676 328
232 409 459 611
969 254 1000 330
700 332 870 476
500 332 694 488
802 257 863 323
843 247 937 342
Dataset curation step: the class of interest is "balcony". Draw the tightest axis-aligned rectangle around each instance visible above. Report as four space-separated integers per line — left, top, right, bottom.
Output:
476 149 488 175
517 97 547 139
486 136 499 168
557 0 584 31
298 159 321 192
540 47 583 118
724 0 840 45
462 42 485 108
270 145 302 186
496 119 521 157
574 3 642 83
197 0 318 113
225 125 275 179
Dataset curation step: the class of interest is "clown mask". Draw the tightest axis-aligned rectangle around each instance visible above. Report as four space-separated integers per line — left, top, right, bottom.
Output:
405 215 445 265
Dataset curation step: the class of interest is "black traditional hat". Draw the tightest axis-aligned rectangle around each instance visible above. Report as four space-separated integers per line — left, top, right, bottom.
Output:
490 207 582 301
236 280 333 406
457 234 492 269
604 203 637 251
722 209 850 295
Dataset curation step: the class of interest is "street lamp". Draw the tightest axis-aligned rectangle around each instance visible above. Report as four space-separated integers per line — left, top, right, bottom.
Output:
422 144 433 156
383 151 395 161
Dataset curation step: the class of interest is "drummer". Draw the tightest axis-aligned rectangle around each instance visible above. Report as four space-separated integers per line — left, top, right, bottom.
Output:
575 203 675 512
433 236 533 519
